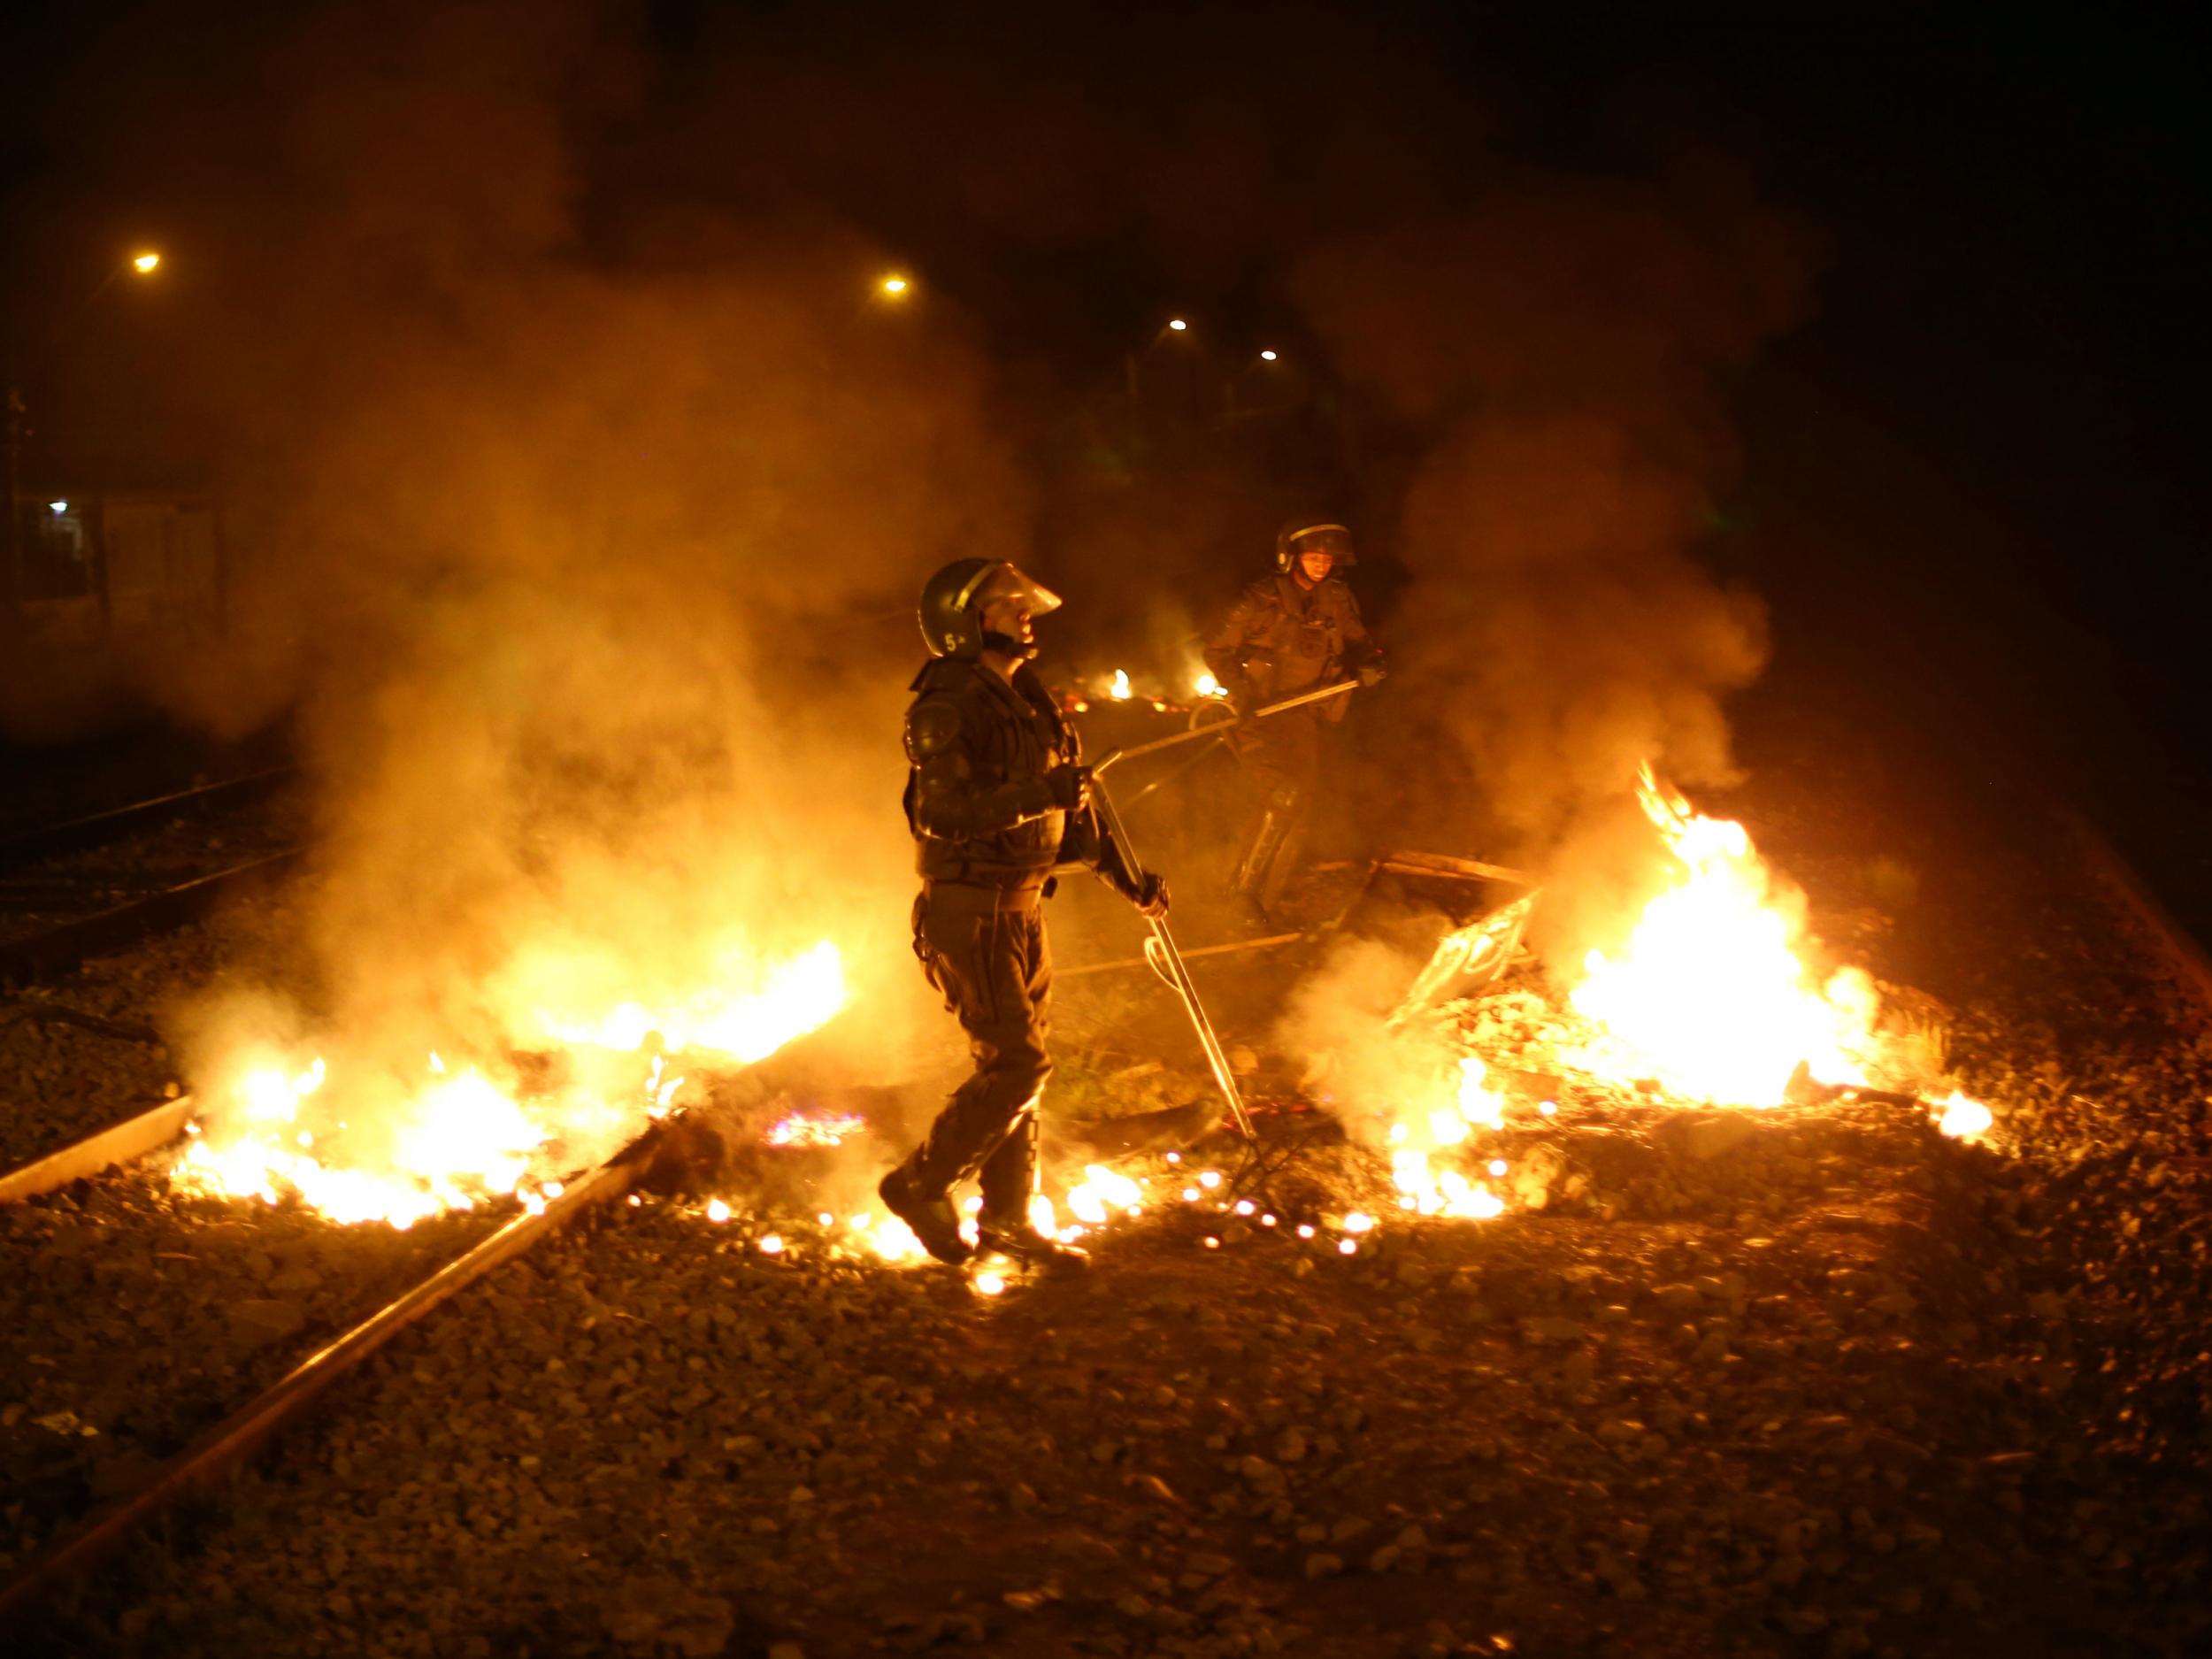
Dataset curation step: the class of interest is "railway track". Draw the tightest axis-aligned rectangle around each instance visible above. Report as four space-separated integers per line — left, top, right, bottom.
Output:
0 770 294 872
0 770 302 987
2 787 2204 1635
0 1094 664 1621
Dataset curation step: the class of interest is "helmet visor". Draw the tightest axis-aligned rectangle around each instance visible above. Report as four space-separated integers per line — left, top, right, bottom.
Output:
965 561 1064 617
1286 525 1354 562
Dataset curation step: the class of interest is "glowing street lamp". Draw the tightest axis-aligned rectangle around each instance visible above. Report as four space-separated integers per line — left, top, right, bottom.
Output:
1259 349 1278 361
1167 318 1188 332
8 247 168 597
878 273 910 298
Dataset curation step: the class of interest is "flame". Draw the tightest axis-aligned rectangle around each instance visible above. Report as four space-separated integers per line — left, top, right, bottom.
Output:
1568 766 1875 1106
1935 1090 1993 1141
1108 669 1133 701
764 1110 867 1148
535 941 844 1059
173 941 847 1228
1194 671 1227 699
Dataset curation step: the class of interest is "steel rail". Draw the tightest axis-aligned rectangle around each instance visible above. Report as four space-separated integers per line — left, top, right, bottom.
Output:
0 1125 661 1623
0 768 296 872
0 1095 196 1204
0 848 300 985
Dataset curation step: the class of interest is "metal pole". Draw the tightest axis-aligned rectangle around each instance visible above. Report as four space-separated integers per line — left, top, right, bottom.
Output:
1100 676 1361 769
1084 769 1259 1147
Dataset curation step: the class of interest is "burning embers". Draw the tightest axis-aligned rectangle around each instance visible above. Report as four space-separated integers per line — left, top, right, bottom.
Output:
171 941 848 1229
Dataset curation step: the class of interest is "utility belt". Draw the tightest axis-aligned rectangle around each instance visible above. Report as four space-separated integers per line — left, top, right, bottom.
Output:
919 876 1049 911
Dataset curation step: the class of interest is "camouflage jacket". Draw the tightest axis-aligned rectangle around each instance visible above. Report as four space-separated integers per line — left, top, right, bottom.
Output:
1202 573 1374 712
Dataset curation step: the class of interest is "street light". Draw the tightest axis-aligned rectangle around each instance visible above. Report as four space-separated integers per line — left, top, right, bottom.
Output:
7 248 166 606
878 273 910 298
1260 349 1278 362
1167 318 1188 332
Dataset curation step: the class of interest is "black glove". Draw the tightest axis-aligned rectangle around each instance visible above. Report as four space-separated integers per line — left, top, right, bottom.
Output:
1044 764 1092 810
1356 656 1388 688
1132 872 1171 918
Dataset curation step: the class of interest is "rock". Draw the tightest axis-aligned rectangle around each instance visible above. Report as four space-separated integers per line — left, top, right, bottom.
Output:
228 1298 306 1345
1303 1555 1343 1580
1652 1283 1703 1317
1678 1112 1759 1160
1274 1428 1308 1463
1239 1455 1283 1486
1521 1316 1586 1345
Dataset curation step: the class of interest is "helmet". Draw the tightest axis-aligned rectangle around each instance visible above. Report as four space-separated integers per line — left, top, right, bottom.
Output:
917 559 1064 659
1273 518 1356 572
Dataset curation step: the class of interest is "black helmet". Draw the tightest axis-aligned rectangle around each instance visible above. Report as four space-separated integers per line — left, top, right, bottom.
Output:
1273 517 1356 572
918 559 1064 659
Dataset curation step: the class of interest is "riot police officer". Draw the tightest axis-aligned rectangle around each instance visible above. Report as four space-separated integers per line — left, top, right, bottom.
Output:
879 558 1169 1272
1202 518 1385 922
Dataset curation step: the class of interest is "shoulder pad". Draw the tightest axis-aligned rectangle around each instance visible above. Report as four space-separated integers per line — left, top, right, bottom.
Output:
909 657 968 694
904 696 964 762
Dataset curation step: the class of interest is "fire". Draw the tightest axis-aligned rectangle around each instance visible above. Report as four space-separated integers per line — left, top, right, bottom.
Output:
1934 1090 1994 1141
535 940 844 1060
1377 1056 1512 1219
764 1109 867 1148
1568 766 1876 1106
1108 669 1133 701
173 941 848 1228
173 1054 555 1229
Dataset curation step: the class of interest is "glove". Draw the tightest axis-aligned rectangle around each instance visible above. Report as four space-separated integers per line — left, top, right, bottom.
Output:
1356 656 1388 688
1132 872 1171 919
1044 764 1092 810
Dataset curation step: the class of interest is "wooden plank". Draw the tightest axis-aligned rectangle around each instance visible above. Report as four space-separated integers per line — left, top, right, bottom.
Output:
0 1096 196 1203
1378 849 1538 887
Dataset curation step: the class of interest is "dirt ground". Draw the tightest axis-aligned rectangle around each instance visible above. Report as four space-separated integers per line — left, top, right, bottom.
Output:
12 677 2212 1658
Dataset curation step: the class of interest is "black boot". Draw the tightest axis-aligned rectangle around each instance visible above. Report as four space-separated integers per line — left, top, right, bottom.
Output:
879 1166 972 1265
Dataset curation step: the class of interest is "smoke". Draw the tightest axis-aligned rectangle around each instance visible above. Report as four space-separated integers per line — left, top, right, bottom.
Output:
16 0 1832 1146
1273 935 1457 1147
1292 160 1822 963
61 0 1034 1100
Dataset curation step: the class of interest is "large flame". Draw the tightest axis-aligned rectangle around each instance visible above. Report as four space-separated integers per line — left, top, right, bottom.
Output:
173 941 846 1228
1568 766 1876 1106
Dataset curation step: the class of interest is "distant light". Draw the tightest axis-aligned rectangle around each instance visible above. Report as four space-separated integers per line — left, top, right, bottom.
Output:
131 251 161 274
48 501 68 515
879 274 910 296
1260 349 1278 362
1167 318 1187 332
